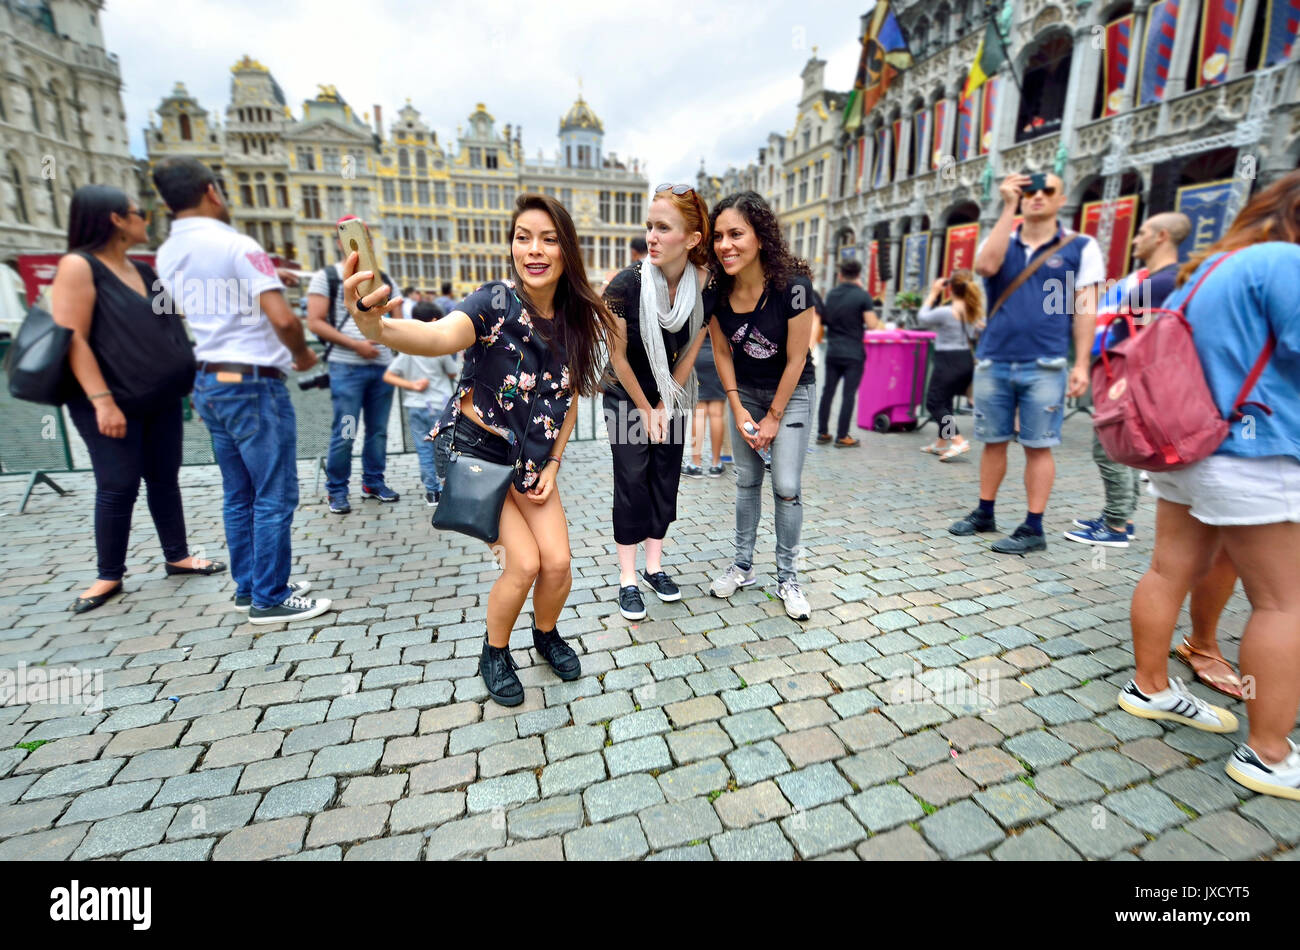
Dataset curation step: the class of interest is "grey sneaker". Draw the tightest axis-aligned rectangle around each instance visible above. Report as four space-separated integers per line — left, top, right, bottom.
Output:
710 564 757 598
776 580 811 621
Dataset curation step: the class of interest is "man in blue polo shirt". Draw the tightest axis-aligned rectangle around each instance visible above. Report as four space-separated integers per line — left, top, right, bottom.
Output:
948 171 1104 554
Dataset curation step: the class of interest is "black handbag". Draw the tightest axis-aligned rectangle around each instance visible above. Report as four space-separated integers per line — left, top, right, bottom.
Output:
4 303 72 405
431 421 520 544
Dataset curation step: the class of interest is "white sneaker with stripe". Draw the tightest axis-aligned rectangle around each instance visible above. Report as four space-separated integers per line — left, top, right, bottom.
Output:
1117 678 1238 733
1225 739 1300 801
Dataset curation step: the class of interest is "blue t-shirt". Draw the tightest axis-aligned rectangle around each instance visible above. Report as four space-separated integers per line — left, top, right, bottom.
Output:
1161 243 1300 462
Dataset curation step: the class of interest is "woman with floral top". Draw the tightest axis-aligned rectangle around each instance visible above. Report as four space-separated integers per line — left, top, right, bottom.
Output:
343 194 615 707
602 183 713 621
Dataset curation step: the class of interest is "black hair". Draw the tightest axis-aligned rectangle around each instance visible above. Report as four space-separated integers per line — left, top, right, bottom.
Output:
838 258 863 279
66 185 132 252
152 156 217 213
440 281 452 295
708 191 812 297
630 236 648 254
402 285 415 296
411 301 443 322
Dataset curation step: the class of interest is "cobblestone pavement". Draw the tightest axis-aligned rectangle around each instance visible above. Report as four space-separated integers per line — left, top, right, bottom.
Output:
1 409 1297 861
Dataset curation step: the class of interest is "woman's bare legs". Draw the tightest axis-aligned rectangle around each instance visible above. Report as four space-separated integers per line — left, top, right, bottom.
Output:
707 400 725 467
485 492 541 648
508 484 572 632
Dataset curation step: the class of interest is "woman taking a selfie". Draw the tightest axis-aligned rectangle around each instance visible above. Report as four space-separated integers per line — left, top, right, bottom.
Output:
602 183 712 620
918 269 984 461
343 194 614 707
50 185 221 614
705 191 817 622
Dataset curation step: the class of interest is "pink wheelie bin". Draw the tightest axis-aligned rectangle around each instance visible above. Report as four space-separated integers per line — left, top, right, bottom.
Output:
856 329 936 433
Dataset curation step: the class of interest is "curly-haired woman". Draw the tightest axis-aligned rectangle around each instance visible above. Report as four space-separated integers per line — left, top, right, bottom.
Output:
343 194 615 707
705 191 817 621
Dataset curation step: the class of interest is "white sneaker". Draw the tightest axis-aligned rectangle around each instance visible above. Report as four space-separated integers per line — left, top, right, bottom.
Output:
1117 678 1239 733
248 594 333 625
233 580 311 612
710 564 756 598
776 580 811 621
1225 739 1300 801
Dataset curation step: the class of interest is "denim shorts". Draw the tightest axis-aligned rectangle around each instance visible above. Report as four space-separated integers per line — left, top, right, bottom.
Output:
971 358 1068 447
450 413 512 466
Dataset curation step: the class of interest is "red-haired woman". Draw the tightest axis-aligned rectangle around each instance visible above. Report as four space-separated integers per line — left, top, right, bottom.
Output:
344 194 615 707
602 183 714 620
1117 169 1300 801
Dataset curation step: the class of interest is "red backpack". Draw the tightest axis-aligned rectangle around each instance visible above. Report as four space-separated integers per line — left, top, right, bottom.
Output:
1091 250 1276 472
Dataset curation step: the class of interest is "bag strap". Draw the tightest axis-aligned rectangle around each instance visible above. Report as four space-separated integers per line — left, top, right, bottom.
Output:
985 229 1080 322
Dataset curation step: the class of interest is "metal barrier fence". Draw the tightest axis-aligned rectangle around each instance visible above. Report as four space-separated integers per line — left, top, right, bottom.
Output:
0 341 608 513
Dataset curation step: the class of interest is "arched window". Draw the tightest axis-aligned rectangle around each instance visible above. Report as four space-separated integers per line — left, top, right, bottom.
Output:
398 148 410 173
25 72 42 133
933 4 950 46
1017 32 1073 142
47 176 60 228
48 81 67 139
416 150 427 172
914 18 930 56
7 154 29 224
179 113 192 140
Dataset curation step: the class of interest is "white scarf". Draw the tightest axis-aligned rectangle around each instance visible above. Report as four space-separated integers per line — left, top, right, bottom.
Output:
638 258 703 418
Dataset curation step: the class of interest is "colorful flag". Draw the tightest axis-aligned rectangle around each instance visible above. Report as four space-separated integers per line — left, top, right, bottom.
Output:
931 100 949 169
1080 195 1139 281
1139 0 1180 105
893 118 904 174
841 1 914 132
1261 0 1300 67
913 109 929 177
962 14 1006 101
873 125 892 189
856 136 867 193
979 76 999 155
957 86 980 162
1103 15 1135 115
1196 0 1238 87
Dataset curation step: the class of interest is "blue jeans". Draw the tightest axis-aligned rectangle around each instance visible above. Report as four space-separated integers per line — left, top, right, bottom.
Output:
730 382 814 584
325 362 394 496
972 358 1068 448
192 371 297 609
407 406 441 493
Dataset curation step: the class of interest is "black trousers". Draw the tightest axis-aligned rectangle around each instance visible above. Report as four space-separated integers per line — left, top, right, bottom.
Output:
603 392 686 546
66 397 190 581
817 356 865 438
925 349 974 436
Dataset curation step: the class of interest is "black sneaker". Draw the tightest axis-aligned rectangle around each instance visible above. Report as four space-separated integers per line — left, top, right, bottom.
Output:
248 594 332 625
328 494 351 514
479 639 523 706
234 580 311 611
707 464 725 478
532 625 581 681
618 584 646 621
949 508 997 536
426 490 440 508
362 483 400 503
642 570 681 602
991 524 1048 555
682 464 704 478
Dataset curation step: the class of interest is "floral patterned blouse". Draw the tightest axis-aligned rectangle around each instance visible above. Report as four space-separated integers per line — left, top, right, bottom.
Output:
431 281 571 491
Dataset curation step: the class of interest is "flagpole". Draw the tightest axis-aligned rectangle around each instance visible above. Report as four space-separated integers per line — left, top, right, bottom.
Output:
987 0 1024 97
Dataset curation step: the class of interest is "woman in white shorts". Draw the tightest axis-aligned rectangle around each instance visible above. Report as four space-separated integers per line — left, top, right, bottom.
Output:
1116 169 1300 802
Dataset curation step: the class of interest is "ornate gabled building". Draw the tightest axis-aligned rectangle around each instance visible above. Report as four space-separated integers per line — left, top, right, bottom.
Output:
373 100 454 292
1 0 137 264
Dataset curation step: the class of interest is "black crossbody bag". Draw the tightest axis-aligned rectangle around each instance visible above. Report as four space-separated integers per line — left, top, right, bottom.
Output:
431 419 522 544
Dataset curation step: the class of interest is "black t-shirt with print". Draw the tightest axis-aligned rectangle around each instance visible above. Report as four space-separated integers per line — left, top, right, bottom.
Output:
431 281 571 491
710 273 816 388
600 265 694 407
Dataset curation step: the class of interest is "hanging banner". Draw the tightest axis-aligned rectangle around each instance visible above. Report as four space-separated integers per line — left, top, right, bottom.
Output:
1260 0 1300 67
893 118 904 177
855 137 866 193
1196 0 1238 88
1175 178 1236 261
1103 15 1135 115
912 110 928 179
868 240 884 298
943 222 980 277
1140 0 1181 105
979 76 999 155
902 231 931 293
1080 195 1139 281
957 87 980 162
873 125 891 189
932 100 950 169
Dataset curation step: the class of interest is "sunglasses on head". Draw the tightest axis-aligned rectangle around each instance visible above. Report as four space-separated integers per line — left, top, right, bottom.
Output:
655 183 694 196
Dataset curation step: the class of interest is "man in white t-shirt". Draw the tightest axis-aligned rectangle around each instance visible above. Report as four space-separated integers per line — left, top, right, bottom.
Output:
152 156 331 624
306 217 399 514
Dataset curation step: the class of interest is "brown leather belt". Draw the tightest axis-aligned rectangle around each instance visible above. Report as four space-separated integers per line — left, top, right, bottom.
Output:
197 362 286 381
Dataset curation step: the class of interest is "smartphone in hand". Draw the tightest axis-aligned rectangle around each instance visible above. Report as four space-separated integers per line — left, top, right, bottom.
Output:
337 218 386 301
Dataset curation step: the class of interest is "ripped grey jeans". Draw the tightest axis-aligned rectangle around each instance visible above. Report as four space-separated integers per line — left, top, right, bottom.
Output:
730 382 814 584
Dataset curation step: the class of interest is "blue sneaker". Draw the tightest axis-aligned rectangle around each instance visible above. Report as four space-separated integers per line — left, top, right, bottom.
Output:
1072 517 1136 540
362 483 400 503
328 494 351 514
1063 524 1130 548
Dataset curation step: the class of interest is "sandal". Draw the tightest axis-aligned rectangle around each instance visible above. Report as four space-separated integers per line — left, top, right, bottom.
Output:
921 442 944 454
939 442 971 461
1172 638 1244 700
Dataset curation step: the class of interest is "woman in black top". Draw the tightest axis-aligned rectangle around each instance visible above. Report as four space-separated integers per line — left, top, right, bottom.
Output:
705 192 817 622
343 194 615 707
50 185 221 614
602 184 713 620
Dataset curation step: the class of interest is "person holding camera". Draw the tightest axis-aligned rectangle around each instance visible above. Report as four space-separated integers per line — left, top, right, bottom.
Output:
306 215 401 514
918 270 984 461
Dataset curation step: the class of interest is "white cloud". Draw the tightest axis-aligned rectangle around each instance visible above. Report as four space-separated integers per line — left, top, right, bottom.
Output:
105 0 868 184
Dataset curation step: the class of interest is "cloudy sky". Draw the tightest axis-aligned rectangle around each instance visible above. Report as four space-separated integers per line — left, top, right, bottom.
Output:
103 0 867 183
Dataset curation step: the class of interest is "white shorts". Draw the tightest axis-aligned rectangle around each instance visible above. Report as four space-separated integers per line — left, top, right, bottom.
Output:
1147 454 1300 525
